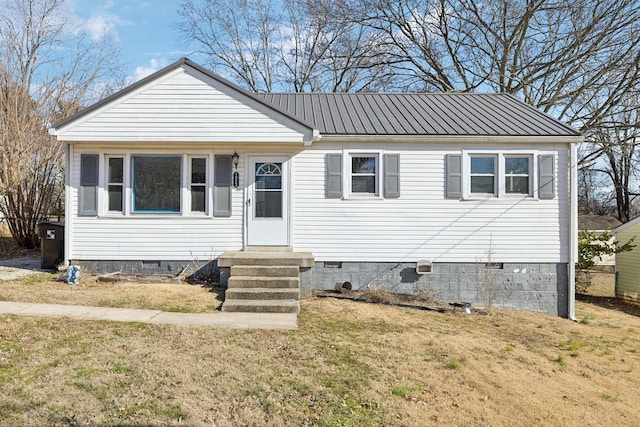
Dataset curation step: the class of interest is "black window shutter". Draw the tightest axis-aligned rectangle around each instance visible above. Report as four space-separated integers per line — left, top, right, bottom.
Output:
539 155 555 199
383 154 400 198
325 153 342 198
79 154 99 216
446 154 462 198
214 155 232 217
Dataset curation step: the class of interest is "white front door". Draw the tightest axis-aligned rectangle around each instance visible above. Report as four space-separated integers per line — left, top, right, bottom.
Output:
246 156 289 246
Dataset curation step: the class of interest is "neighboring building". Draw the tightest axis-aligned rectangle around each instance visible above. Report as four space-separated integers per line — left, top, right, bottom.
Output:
49 59 582 318
578 214 622 266
614 218 640 302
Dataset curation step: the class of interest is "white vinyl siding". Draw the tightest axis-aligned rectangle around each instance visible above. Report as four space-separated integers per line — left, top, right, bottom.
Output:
292 143 569 263
68 147 245 260
68 142 569 265
55 67 313 143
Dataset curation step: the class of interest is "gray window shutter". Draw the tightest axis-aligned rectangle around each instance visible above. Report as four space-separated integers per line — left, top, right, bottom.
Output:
214 155 232 217
446 154 462 198
539 155 555 199
79 154 99 216
325 153 342 198
383 154 400 198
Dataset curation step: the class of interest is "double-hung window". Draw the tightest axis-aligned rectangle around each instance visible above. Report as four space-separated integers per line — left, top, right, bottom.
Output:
470 156 496 195
190 157 207 213
504 156 531 195
325 151 399 199
351 154 378 195
107 157 124 212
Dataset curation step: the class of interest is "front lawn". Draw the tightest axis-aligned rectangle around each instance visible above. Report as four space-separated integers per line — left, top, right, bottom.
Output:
0 277 639 425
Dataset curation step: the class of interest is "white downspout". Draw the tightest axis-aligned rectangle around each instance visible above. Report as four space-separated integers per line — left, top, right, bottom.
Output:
568 142 578 320
62 143 72 269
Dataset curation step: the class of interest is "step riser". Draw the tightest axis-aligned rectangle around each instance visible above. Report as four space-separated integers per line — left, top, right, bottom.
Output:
244 246 293 252
228 277 299 289
222 301 299 314
226 289 300 300
230 265 299 278
221 257 304 267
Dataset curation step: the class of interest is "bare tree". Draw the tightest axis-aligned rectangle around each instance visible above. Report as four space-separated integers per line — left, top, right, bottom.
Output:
0 0 121 249
358 0 640 124
178 0 394 92
580 96 640 222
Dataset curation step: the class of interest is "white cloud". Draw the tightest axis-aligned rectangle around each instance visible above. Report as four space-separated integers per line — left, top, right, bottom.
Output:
133 58 166 81
85 15 115 41
79 1 131 42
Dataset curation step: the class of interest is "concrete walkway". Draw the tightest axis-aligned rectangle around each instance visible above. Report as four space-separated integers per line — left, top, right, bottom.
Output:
0 301 297 330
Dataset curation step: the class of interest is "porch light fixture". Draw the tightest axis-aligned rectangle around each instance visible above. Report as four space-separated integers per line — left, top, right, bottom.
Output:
232 151 240 188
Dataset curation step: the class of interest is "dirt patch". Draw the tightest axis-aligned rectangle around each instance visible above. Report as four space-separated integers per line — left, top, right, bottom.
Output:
315 288 453 312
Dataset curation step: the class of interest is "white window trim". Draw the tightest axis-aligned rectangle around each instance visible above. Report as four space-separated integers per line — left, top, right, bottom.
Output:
187 155 209 215
105 155 125 215
462 150 538 200
504 154 533 196
97 152 216 217
342 149 384 199
469 154 497 196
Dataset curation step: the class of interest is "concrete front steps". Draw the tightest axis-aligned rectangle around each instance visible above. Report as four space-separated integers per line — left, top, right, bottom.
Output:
218 248 314 314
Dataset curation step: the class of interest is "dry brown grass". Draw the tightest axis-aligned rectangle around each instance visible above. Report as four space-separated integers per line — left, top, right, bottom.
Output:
0 272 223 312
581 270 616 297
1 273 640 426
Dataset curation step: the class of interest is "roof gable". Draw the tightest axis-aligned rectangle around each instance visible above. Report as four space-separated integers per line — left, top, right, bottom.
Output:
52 59 316 143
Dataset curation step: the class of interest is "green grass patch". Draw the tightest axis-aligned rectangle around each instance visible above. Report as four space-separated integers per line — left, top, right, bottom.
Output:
561 339 584 357
580 314 595 325
164 306 189 313
392 384 409 397
112 363 134 374
445 356 466 370
392 382 421 399
319 395 383 426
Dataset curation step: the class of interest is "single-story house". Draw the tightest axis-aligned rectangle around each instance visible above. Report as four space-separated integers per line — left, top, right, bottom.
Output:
49 58 582 318
613 217 640 302
578 214 622 266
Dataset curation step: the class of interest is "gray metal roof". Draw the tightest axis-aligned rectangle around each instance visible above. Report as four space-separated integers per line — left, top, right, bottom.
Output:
257 92 580 137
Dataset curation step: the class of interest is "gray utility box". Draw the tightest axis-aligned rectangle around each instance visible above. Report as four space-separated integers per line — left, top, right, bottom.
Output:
38 221 64 270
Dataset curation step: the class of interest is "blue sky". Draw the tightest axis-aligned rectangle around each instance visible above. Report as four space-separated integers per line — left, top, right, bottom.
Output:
70 0 191 82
